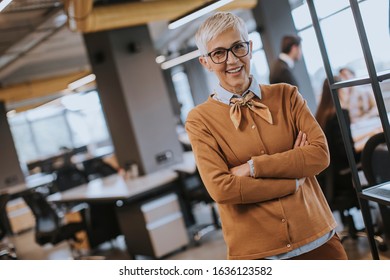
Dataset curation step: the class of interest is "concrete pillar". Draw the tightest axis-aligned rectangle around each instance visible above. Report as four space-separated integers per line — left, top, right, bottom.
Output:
83 25 183 175
0 102 25 190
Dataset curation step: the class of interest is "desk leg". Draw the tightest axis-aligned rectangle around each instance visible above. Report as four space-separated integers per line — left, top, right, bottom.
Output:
379 205 390 238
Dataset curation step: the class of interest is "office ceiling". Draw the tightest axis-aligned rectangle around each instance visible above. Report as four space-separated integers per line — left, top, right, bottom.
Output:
0 0 301 111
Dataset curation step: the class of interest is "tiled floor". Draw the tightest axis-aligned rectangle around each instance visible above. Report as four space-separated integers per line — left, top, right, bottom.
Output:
5 204 390 260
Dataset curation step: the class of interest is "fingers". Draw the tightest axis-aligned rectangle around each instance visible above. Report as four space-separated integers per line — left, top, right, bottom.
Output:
300 132 307 147
294 131 309 148
294 131 303 148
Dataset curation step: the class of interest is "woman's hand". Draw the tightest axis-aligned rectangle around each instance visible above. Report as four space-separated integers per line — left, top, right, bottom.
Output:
294 131 309 148
230 131 309 177
295 131 309 186
230 163 250 177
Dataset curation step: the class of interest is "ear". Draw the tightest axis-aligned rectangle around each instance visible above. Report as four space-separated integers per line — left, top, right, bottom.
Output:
199 56 213 72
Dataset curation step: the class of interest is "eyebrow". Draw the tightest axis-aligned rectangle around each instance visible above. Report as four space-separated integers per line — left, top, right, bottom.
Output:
209 40 243 52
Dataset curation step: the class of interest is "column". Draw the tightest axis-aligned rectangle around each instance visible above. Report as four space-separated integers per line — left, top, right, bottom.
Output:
0 102 24 189
83 25 183 175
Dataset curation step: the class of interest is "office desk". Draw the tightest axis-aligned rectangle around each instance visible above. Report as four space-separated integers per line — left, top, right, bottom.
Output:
0 173 55 196
48 169 177 203
48 169 189 258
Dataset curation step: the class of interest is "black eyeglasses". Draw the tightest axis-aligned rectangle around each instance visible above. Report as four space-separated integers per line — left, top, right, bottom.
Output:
206 41 250 64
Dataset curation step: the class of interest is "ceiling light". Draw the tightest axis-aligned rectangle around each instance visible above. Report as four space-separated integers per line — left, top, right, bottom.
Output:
168 0 233 30
161 50 200 70
0 0 12 12
155 55 166 64
68 74 96 91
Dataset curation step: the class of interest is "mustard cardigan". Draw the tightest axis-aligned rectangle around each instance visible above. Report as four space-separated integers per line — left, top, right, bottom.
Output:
185 83 336 260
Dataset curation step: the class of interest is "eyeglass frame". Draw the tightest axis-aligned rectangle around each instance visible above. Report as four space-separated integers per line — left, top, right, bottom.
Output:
204 41 250 64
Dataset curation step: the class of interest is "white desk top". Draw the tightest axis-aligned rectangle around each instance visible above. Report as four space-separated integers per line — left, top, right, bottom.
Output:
47 168 178 203
47 151 197 204
0 173 55 196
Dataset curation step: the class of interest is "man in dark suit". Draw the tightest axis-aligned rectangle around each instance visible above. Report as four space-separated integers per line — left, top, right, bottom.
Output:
269 35 302 87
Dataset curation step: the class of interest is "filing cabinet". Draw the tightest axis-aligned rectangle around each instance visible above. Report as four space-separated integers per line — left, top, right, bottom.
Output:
116 193 189 258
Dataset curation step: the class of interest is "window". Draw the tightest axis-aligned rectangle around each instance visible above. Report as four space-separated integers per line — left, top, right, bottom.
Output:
171 69 195 124
291 0 390 102
8 91 112 165
250 31 270 84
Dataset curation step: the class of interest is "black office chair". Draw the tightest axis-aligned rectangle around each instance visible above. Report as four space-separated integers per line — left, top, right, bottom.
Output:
0 193 17 259
176 169 221 244
317 162 387 251
21 189 87 258
82 158 117 180
53 164 89 192
361 132 390 242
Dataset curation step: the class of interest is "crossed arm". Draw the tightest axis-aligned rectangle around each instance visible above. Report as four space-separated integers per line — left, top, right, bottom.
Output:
230 131 309 186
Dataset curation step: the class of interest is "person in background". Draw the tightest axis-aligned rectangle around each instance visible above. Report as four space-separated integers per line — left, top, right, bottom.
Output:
315 77 360 200
339 67 378 122
185 12 347 260
315 77 381 195
269 35 302 87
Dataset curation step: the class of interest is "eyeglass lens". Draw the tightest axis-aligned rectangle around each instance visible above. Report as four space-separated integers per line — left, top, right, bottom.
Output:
209 42 249 64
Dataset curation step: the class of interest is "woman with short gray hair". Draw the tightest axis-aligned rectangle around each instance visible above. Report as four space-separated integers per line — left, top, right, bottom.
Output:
185 12 347 260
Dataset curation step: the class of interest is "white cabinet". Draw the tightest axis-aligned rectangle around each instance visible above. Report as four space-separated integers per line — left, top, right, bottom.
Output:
116 193 189 258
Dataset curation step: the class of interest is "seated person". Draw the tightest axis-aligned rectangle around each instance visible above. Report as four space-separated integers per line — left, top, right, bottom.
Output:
339 67 378 123
316 77 360 197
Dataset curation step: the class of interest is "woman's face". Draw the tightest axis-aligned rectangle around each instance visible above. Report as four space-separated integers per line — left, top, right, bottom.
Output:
199 28 252 95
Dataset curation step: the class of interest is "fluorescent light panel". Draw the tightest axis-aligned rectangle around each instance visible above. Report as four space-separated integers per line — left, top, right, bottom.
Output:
68 74 96 91
0 0 12 12
168 0 233 30
160 50 200 70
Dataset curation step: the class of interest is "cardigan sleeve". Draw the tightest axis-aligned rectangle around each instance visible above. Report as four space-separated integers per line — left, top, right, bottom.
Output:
251 85 330 179
185 110 297 205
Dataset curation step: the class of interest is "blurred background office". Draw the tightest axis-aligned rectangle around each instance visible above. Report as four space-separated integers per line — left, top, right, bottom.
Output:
0 0 390 260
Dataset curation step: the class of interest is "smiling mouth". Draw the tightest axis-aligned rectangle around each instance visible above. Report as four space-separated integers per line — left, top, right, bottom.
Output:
226 66 243 74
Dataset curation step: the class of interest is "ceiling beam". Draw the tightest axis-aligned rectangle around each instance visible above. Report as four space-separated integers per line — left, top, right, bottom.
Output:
65 0 258 33
0 70 91 103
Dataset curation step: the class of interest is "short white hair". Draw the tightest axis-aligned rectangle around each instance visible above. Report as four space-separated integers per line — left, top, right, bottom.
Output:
195 12 249 55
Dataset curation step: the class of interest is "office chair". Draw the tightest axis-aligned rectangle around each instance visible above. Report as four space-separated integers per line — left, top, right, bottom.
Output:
82 158 117 180
176 169 221 244
317 162 387 251
361 132 390 243
53 164 89 192
21 189 87 258
0 193 17 259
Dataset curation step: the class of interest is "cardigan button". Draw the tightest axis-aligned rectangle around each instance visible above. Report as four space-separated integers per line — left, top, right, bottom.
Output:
287 244 291 248
281 219 286 223
261 150 265 154
251 124 256 129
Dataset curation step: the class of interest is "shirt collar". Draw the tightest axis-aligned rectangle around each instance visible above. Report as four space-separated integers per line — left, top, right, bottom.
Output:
212 76 261 105
279 53 295 68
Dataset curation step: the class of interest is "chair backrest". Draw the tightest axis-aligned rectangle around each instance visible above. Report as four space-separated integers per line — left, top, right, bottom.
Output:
21 190 60 245
361 132 390 186
54 164 88 192
0 193 10 240
82 158 117 179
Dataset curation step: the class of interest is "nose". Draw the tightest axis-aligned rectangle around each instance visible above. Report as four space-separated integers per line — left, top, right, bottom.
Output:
226 49 238 63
